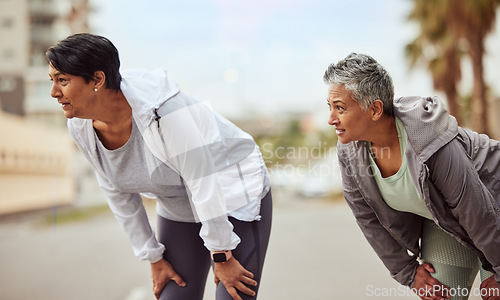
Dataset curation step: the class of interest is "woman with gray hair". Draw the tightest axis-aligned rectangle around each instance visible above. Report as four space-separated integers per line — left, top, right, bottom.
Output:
325 53 500 300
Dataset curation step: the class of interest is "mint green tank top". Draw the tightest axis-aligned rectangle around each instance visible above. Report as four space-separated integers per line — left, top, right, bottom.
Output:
368 118 433 220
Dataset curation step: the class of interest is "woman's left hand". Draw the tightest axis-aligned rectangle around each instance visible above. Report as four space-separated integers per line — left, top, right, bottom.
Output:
213 256 257 300
480 275 500 300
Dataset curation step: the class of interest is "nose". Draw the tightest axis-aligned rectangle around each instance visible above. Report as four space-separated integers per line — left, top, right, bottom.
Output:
50 82 61 99
328 110 339 126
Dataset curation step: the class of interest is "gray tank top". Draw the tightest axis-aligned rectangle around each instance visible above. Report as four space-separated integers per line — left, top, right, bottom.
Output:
94 119 197 222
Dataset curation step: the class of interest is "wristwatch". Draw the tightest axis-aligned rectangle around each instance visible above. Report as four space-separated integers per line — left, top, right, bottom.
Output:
211 250 232 263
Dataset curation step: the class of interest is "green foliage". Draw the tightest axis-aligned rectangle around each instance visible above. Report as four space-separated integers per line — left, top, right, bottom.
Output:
406 0 500 133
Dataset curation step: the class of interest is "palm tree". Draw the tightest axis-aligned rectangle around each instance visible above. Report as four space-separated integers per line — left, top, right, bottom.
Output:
406 0 464 125
448 0 499 135
407 0 500 134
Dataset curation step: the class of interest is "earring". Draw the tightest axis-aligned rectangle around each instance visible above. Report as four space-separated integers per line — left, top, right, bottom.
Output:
94 88 98 92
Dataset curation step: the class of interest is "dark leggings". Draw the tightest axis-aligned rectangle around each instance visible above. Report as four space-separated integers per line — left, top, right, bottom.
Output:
157 191 273 300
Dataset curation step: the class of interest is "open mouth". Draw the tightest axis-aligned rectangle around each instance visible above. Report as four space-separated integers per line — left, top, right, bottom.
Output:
59 102 71 110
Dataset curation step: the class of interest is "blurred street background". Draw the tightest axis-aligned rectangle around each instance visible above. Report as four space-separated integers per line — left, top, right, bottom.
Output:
1 0 500 299
0 188 486 300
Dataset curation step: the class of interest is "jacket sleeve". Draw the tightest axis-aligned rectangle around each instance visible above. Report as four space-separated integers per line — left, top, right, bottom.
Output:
426 139 500 285
338 154 419 287
67 120 165 263
94 171 165 262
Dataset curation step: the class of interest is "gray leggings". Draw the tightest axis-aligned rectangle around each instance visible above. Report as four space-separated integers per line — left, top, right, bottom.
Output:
421 220 495 300
157 190 272 300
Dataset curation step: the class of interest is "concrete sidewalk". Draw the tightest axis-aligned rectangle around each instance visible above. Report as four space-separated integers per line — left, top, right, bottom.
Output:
0 190 483 299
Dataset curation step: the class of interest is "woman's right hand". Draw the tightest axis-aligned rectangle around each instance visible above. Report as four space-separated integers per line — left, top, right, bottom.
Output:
480 275 500 300
412 263 451 300
150 258 186 299
213 256 257 300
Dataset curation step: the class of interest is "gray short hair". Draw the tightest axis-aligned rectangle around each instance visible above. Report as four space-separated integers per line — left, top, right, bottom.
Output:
323 53 394 116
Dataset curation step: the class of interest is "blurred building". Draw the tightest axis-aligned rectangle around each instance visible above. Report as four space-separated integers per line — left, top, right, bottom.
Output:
0 0 91 214
0 0 90 121
0 110 74 214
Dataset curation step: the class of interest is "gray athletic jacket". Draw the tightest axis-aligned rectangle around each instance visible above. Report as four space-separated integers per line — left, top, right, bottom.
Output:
337 96 500 287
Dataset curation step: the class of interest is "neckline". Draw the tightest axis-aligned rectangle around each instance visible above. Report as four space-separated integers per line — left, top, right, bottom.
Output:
368 117 407 181
94 119 136 153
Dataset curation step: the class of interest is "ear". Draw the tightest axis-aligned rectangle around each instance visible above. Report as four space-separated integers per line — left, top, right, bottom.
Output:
92 71 106 90
370 100 384 121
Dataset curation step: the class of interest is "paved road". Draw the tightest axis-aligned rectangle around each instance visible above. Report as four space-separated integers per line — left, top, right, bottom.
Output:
0 189 483 300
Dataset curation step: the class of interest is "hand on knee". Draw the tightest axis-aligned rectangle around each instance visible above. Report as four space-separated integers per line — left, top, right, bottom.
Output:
214 257 257 300
480 275 500 300
412 263 451 300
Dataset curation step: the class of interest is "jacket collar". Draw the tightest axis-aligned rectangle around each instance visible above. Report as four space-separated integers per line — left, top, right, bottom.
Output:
341 141 403 222
394 96 458 162
120 69 180 128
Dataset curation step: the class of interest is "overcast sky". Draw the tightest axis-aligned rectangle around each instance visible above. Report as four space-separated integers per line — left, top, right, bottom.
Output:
89 0 500 125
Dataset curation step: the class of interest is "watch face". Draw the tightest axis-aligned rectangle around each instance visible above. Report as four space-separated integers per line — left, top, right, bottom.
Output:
213 252 227 263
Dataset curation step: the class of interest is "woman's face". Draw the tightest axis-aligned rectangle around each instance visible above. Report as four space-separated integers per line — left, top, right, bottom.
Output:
49 64 96 119
327 85 374 144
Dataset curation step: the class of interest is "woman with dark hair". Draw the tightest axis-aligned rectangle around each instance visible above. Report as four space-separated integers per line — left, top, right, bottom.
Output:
325 53 500 300
47 33 272 300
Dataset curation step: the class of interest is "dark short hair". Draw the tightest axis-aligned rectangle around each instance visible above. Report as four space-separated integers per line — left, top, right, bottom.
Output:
46 33 122 90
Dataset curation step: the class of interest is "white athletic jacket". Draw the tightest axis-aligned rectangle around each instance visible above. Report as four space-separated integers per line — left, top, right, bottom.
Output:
68 69 270 262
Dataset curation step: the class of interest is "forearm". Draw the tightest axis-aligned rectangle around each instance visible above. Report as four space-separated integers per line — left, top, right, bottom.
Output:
200 214 241 251
104 190 165 262
339 155 419 287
